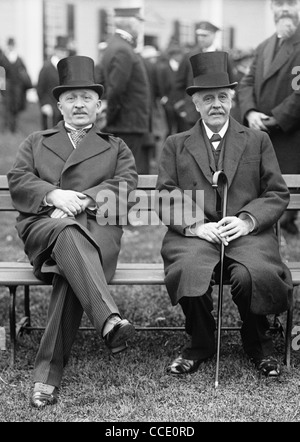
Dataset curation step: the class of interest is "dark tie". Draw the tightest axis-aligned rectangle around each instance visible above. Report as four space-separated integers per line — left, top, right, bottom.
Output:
69 128 88 148
273 37 284 60
210 133 222 143
210 133 222 169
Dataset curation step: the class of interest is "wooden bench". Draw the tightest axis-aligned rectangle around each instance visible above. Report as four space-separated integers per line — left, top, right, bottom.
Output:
0 174 299 368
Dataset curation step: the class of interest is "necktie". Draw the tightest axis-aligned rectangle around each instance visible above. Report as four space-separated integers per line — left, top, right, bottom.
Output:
210 133 222 143
69 128 88 148
273 37 284 60
210 133 222 168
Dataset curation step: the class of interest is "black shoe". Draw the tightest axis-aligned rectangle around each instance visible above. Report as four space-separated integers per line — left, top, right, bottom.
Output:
31 387 58 408
253 356 281 377
104 319 136 354
167 356 202 375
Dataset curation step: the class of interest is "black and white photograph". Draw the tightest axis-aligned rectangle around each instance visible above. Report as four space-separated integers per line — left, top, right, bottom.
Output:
1 0 300 424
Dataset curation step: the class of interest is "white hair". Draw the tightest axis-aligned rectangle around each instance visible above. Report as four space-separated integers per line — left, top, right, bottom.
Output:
191 88 236 106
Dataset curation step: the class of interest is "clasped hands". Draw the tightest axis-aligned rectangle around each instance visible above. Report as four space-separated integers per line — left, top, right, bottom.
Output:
246 110 278 132
45 189 95 219
193 216 252 246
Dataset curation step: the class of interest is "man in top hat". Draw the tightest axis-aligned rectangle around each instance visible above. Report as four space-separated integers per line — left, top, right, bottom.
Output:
100 7 152 174
155 51 292 378
173 21 236 132
36 36 70 129
7 55 138 408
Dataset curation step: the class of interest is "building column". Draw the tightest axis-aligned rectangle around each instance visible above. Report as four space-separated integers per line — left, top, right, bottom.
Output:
14 0 44 85
201 0 224 48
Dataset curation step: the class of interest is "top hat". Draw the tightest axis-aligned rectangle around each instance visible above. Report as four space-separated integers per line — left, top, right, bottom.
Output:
52 55 104 101
114 7 145 21
186 51 238 96
196 21 220 34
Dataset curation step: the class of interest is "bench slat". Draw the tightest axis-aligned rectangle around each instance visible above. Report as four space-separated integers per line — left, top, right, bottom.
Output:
0 262 165 285
0 261 299 285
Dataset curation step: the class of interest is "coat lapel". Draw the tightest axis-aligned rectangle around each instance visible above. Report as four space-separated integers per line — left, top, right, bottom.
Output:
42 122 112 172
264 29 300 81
184 122 214 184
62 126 111 173
263 34 277 78
223 118 247 188
184 119 247 188
42 122 74 162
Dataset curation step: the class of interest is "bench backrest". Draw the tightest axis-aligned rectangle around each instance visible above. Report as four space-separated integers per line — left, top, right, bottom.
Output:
1 174 300 212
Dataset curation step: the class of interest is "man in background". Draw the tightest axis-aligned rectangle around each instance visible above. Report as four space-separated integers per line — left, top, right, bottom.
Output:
173 21 228 131
101 7 152 174
2 37 32 132
36 36 70 129
238 0 300 234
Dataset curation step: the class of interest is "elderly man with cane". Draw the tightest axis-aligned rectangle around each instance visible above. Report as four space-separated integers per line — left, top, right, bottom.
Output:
155 51 293 381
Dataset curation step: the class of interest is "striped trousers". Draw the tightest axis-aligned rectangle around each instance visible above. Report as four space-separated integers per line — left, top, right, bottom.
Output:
33 226 120 387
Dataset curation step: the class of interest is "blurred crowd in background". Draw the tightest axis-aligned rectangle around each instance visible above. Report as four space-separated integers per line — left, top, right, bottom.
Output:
0 23 254 171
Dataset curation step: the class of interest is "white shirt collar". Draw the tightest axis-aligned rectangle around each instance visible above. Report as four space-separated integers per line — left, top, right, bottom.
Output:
203 45 218 53
202 119 229 140
65 122 93 131
51 55 60 68
65 122 93 148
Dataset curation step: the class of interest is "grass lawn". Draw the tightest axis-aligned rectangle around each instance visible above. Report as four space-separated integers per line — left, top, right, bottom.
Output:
1 103 300 422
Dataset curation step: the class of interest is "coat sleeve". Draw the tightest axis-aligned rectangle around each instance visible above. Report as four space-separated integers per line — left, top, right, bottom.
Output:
7 134 59 214
87 138 138 224
271 87 300 132
236 131 290 233
237 49 259 124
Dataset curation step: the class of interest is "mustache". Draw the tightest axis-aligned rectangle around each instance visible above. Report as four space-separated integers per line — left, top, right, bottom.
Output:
276 12 298 20
209 111 225 116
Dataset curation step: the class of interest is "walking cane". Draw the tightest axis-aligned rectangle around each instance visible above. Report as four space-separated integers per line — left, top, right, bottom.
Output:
212 170 228 389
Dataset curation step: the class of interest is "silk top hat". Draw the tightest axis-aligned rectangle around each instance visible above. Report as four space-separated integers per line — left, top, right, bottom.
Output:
52 55 104 101
186 51 238 96
114 7 144 21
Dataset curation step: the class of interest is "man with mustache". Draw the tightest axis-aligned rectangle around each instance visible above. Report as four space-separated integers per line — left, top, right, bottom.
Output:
156 51 292 379
7 55 138 408
238 0 300 234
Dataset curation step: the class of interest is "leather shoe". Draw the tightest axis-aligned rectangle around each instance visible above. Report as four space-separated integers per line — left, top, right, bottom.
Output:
253 356 281 377
31 387 58 408
167 356 202 375
104 318 136 354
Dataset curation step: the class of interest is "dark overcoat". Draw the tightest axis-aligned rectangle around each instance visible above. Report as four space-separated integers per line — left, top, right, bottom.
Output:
156 117 293 315
36 60 63 128
238 26 300 173
101 34 151 134
7 121 138 283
